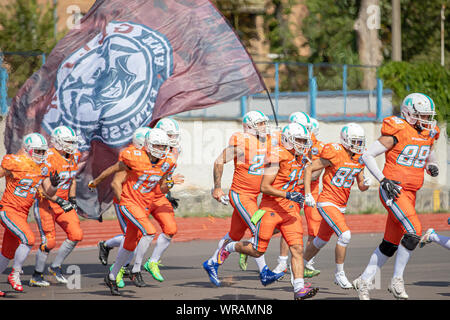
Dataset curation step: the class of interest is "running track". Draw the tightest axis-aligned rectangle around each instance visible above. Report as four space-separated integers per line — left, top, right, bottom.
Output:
1 213 448 250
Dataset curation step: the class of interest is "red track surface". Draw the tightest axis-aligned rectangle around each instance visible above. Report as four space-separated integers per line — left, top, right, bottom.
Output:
1 213 449 251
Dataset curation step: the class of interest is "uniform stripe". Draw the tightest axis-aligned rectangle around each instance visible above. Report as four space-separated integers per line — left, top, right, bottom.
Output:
317 206 342 236
254 220 261 250
379 187 416 234
120 205 148 236
0 211 28 244
33 200 47 245
230 190 256 234
114 203 128 233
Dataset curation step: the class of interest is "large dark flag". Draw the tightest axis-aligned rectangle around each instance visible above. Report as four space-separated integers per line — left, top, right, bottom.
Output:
4 0 265 220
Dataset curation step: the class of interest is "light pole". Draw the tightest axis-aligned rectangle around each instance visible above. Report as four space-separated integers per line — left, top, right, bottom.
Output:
441 4 446 67
392 0 401 61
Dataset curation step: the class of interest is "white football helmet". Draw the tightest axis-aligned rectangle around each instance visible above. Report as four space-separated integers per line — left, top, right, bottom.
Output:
51 126 79 154
289 112 312 131
132 127 152 149
401 93 436 130
340 123 365 154
281 122 312 155
242 110 269 136
155 117 181 148
310 118 319 137
145 128 170 159
23 133 49 164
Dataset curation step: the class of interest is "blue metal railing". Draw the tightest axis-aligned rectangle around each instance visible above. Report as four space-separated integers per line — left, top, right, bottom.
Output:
238 61 387 122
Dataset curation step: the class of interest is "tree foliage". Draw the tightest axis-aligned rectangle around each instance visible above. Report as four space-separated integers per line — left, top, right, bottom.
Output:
0 0 60 97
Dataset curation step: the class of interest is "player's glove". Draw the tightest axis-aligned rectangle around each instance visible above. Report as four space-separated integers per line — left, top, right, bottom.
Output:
426 164 439 177
88 180 96 191
55 197 74 212
166 192 179 210
49 171 61 187
68 196 77 211
304 193 316 207
286 192 305 206
380 178 401 201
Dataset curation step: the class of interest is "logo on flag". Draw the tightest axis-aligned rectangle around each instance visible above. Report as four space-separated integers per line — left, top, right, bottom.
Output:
42 21 173 151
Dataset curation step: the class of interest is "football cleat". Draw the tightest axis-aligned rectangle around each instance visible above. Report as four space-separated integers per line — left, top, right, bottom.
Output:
238 253 248 271
48 266 68 284
272 262 288 274
304 266 320 278
294 286 319 300
144 260 165 282
419 228 436 248
104 274 121 296
29 272 50 287
259 265 285 286
388 277 409 300
203 260 221 287
8 269 23 292
216 242 231 265
334 271 353 289
129 271 147 287
353 276 372 300
110 265 126 288
98 241 111 265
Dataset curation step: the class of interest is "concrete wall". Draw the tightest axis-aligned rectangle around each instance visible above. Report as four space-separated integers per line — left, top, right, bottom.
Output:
168 119 448 216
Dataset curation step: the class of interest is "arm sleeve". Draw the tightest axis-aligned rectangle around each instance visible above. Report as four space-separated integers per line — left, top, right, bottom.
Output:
361 140 388 182
426 149 438 166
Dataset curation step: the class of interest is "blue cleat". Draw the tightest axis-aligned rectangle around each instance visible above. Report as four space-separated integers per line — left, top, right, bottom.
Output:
259 265 285 286
203 260 221 287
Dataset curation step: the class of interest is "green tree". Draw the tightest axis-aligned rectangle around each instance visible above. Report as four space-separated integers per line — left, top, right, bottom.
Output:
0 0 61 98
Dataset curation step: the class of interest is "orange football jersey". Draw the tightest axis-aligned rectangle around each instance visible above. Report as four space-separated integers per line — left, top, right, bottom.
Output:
261 145 308 205
229 132 274 196
0 154 48 214
42 148 80 208
318 143 365 207
381 116 439 191
119 146 176 208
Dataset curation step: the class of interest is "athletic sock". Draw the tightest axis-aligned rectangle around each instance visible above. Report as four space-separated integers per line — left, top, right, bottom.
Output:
52 239 78 268
393 244 412 279
149 233 172 263
335 263 344 273
35 250 49 273
12 244 32 272
132 235 154 273
110 246 134 280
255 255 267 272
105 235 124 248
293 278 305 292
361 247 389 282
209 234 231 264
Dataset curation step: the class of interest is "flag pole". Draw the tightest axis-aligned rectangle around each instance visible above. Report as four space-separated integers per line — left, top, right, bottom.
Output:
264 88 279 127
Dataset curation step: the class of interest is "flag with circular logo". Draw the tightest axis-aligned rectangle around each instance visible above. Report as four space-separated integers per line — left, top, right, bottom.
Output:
4 0 265 219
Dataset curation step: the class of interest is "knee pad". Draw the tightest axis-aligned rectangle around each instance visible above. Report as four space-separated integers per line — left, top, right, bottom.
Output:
401 233 421 251
313 236 328 249
337 230 351 247
379 239 398 257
